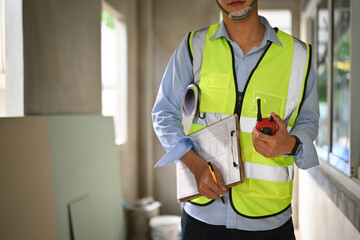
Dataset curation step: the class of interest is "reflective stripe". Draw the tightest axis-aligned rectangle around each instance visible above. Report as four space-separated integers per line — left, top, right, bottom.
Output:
239 116 292 133
243 162 294 182
283 38 309 125
191 27 209 86
239 116 256 133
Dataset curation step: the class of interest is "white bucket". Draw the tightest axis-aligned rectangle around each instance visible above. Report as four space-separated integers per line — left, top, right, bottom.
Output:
149 215 181 240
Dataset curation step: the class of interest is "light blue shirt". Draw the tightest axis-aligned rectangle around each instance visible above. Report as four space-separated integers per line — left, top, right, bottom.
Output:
152 16 319 231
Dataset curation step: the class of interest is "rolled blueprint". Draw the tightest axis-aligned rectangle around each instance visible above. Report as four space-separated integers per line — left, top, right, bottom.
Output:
181 83 200 117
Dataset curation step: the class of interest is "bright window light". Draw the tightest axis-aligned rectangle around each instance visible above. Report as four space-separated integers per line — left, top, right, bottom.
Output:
258 10 292 35
101 9 127 145
0 0 5 117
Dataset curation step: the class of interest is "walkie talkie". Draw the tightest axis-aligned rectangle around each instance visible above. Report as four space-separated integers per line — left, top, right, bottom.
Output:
255 99 276 135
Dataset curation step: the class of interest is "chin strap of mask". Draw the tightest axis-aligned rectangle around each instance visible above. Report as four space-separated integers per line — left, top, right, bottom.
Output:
216 0 258 20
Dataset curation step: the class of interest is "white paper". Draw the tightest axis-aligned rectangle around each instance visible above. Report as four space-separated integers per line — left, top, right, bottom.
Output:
177 115 242 200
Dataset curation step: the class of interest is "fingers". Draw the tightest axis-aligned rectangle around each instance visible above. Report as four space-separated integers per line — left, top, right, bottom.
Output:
270 112 286 130
183 151 227 200
203 189 221 199
252 128 269 151
197 165 227 199
252 127 272 156
252 126 272 142
252 112 294 157
199 176 223 199
213 165 227 192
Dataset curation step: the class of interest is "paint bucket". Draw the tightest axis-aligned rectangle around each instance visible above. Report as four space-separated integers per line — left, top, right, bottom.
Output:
149 215 181 240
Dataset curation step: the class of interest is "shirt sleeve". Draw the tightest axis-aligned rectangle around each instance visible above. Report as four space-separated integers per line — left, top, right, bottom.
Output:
152 35 200 167
289 65 320 169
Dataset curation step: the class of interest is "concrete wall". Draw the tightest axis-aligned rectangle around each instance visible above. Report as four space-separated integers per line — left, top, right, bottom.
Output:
23 0 102 114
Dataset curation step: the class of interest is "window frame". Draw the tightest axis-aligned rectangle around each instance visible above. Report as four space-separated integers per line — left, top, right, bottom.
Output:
314 0 359 178
315 0 331 162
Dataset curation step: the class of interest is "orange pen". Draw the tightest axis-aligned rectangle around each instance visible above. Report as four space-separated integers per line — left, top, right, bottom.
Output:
208 162 225 204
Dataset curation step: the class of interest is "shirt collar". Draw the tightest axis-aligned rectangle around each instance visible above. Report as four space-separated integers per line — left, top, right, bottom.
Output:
209 16 283 47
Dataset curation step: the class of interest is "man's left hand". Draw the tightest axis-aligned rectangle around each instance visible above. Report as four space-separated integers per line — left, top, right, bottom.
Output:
252 112 296 158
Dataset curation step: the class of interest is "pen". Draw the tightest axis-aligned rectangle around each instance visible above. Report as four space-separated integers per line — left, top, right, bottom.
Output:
207 162 225 204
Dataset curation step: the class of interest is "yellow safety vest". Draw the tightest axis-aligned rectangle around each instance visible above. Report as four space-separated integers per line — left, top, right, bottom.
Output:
186 23 311 218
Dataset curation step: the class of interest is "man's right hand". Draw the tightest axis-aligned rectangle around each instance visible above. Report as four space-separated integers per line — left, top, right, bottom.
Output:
180 149 227 199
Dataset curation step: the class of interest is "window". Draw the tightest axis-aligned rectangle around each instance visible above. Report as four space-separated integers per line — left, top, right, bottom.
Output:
101 3 127 145
258 10 292 35
0 0 5 116
315 0 351 176
316 0 329 160
329 0 350 173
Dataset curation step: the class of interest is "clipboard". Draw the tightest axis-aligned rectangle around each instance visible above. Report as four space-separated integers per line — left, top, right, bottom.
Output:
176 114 244 202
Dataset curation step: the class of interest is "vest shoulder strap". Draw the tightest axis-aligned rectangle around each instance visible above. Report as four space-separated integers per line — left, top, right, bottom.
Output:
187 25 212 85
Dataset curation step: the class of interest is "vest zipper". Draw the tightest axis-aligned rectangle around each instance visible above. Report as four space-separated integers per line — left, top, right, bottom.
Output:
226 40 294 219
226 40 242 116
226 40 273 116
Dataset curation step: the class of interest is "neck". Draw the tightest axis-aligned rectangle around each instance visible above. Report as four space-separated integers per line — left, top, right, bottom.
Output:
222 7 265 55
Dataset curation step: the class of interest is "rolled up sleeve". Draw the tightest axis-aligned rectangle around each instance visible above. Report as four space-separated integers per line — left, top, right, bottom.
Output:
152 35 197 167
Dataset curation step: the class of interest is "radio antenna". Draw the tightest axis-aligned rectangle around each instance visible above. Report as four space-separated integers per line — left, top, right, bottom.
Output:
257 99 262 121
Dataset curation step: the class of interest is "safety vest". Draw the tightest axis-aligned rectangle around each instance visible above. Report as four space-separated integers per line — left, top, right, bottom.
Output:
186 23 311 218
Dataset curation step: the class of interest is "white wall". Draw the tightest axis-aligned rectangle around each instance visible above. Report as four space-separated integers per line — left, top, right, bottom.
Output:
298 169 359 240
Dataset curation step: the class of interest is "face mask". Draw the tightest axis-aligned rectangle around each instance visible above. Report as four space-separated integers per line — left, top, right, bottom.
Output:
216 0 258 20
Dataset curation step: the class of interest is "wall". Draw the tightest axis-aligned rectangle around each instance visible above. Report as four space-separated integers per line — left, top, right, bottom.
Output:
23 0 102 114
0 116 126 240
20 0 140 205
0 118 58 240
137 0 156 200
121 0 139 204
151 0 219 215
298 168 360 240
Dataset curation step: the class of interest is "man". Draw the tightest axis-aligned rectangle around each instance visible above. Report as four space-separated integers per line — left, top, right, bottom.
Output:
152 0 319 239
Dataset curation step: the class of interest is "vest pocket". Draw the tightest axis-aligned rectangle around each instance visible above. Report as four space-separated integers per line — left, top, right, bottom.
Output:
200 73 233 114
249 92 285 118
